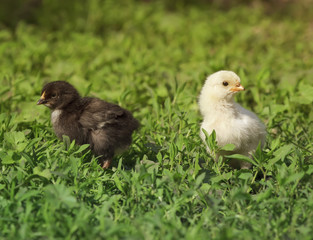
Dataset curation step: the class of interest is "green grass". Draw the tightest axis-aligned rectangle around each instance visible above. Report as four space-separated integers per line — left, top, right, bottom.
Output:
1 0 313 239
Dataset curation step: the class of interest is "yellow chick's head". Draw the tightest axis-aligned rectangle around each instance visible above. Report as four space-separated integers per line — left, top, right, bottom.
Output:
199 70 244 107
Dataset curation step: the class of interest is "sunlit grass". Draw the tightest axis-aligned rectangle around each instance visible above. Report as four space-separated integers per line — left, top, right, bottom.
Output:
0 0 313 239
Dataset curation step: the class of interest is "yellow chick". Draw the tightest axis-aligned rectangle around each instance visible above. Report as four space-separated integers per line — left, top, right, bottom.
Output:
199 70 266 169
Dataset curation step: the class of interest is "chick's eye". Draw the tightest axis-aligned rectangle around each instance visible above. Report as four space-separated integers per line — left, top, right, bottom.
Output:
51 93 57 98
222 81 229 86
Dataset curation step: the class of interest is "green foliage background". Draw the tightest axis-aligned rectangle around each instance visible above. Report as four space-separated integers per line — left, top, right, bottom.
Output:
0 0 313 239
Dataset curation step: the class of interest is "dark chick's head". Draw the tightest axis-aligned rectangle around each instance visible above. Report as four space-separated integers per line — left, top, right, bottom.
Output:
37 81 80 110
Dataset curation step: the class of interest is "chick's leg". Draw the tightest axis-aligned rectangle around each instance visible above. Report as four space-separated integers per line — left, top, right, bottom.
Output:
101 159 112 169
97 150 114 169
90 130 114 169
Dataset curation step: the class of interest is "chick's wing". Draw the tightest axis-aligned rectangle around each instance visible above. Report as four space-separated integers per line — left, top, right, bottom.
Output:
79 98 126 130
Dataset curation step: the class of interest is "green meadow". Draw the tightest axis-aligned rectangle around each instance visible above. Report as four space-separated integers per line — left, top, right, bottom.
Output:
1 0 313 239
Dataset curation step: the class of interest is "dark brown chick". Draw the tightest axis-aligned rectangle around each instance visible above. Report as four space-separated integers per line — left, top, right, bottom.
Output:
37 81 139 168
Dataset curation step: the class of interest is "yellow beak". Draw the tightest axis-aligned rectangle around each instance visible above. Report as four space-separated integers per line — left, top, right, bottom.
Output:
37 92 47 105
230 83 245 92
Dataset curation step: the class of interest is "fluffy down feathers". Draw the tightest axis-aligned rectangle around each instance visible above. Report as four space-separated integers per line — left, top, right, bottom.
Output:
37 81 139 168
199 71 266 169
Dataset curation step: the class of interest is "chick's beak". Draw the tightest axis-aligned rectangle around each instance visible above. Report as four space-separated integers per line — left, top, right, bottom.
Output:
37 91 47 105
37 98 47 105
230 83 245 92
